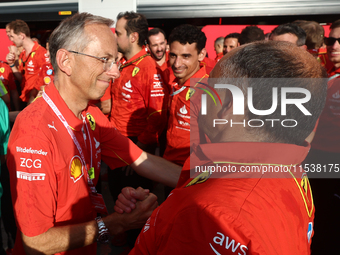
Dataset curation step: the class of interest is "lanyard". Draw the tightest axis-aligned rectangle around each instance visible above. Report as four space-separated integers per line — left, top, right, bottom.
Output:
170 74 209 96
42 91 96 192
328 73 340 81
119 53 149 71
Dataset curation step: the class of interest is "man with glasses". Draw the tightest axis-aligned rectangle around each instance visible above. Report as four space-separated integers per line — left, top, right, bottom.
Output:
305 19 340 254
7 13 180 255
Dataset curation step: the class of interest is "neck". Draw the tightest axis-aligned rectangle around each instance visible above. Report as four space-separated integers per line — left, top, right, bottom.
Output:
125 45 143 61
156 56 166 67
178 65 200 86
23 38 35 56
54 79 88 120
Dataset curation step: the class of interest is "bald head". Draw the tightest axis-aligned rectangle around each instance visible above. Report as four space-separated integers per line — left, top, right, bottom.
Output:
201 41 327 145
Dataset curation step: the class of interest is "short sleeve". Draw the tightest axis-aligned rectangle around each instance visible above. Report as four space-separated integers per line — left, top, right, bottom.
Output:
7 135 57 237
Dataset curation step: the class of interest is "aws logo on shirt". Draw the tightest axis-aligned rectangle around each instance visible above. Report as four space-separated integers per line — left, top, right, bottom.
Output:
70 155 84 183
209 232 248 255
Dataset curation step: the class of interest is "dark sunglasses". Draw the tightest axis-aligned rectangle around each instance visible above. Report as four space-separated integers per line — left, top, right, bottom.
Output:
324 37 340 46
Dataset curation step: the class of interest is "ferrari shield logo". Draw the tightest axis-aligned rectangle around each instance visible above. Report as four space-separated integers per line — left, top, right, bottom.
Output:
0 68 4 73
132 67 140 77
186 88 195 101
86 113 96 131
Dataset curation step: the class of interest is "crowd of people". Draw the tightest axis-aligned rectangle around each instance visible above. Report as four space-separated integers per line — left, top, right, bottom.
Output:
0 11 339 255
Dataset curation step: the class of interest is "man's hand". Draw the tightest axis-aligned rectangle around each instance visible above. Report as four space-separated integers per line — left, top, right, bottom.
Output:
106 191 158 235
114 187 151 213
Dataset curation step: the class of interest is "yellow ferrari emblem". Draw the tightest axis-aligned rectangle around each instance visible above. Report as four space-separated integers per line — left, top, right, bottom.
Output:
132 67 140 77
0 68 4 73
86 113 96 131
186 88 195 101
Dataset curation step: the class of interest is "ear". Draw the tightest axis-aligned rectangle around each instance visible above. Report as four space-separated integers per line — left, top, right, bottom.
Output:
300 44 307 51
56 49 72 76
218 91 233 120
19 32 26 41
198 48 207 62
146 44 150 52
130 32 139 44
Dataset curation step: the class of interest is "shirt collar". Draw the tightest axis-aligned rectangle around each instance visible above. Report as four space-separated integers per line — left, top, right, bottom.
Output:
191 142 310 167
123 47 148 64
169 66 208 87
44 82 85 131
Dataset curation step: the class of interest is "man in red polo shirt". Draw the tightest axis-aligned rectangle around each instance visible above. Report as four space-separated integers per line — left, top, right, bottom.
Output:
119 41 327 255
305 19 340 254
6 19 49 105
214 36 224 62
147 28 169 72
163 24 209 167
0 60 20 111
109 11 168 246
7 13 181 255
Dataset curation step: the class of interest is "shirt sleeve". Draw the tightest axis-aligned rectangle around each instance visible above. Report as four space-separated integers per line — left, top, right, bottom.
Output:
137 67 168 145
7 135 57 237
97 109 143 169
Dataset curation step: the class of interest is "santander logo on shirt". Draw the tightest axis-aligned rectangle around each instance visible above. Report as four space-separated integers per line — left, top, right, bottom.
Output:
180 105 188 115
209 232 248 255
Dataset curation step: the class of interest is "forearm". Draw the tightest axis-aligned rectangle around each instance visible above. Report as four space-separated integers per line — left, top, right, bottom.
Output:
22 221 96 255
22 213 127 255
132 152 181 188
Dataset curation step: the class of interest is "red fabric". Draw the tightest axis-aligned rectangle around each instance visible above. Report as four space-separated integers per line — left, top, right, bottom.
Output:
18 42 49 102
157 52 170 72
163 67 208 166
131 142 314 255
8 82 142 255
311 68 340 152
201 56 215 74
35 62 54 91
0 61 16 91
109 48 168 145
215 52 223 63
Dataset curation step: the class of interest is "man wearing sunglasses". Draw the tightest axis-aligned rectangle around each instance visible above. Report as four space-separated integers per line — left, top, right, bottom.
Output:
305 19 340 254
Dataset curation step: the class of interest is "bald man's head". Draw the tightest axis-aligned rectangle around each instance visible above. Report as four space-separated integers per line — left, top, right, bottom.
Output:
202 41 327 145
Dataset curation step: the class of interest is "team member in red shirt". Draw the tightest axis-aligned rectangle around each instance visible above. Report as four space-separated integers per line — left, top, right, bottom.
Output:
223 33 240 55
213 36 224 62
147 28 169 72
35 40 54 92
305 19 340 254
7 13 181 255
163 24 209 167
6 19 49 105
119 40 327 255
108 12 168 207
0 60 20 111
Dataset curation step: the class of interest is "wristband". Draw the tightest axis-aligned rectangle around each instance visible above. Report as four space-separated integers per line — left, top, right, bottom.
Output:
95 216 110 244
9 64 15 68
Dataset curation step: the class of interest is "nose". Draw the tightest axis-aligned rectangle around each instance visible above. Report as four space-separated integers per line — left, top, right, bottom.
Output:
173 57 182 68
106 63 120 80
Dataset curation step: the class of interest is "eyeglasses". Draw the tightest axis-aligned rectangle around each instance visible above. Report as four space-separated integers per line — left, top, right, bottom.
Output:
68 50 120 71
324 37 340 46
